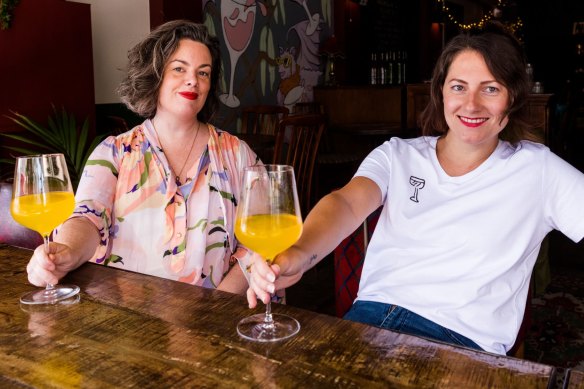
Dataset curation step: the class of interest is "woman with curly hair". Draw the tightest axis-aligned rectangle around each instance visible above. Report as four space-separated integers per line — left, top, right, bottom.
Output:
26 20 258 294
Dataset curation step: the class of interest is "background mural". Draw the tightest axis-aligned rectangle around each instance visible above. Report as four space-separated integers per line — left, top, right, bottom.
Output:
203 0 333 132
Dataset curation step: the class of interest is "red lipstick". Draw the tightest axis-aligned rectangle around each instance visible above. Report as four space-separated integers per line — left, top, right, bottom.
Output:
459 116 487 128
179 92 198 100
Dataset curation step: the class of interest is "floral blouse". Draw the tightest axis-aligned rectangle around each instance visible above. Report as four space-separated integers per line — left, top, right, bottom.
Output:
68 119 258 288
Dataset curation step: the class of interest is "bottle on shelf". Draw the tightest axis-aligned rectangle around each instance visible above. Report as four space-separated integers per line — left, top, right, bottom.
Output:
370 52 377 85
526 63 534 90
401 51 407 85
380 52 387 85
532 81 543 94
388 51 394 85
396 51 403 85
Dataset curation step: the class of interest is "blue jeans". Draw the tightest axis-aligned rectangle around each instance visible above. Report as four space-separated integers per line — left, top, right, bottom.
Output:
344 301 483 351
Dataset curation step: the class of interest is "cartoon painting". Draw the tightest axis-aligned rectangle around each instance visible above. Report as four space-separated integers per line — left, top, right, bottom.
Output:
203 0 333 131
219 0 265 107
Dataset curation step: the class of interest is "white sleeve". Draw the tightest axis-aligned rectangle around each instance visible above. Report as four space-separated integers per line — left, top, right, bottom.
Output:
354 141 392 203
544 149 584 242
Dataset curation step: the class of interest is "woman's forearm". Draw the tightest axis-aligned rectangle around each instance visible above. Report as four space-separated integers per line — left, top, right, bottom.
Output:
246 177 382 307
53 217 101 268
289 177 382 275
217 264 249 294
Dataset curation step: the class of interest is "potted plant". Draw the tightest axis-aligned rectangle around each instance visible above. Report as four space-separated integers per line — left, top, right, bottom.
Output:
0 106 106 189
0 0 20 30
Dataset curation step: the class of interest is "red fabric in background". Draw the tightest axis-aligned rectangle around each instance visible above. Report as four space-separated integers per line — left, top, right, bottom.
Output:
0 181 43 250
334 208 381 318
332 205 529 357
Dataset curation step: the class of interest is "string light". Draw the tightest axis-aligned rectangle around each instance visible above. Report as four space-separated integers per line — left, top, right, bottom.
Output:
436 0 523 34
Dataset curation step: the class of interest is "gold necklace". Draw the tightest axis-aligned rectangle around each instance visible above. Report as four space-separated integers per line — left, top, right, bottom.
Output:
174 121 202 185
152 120 202 185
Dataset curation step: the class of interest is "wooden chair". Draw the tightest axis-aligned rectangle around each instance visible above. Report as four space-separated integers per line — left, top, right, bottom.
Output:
334 207 530 359
314 108 362 201
240 105 289 162
0 180 43 249
291 102 324 115
272 114 325 217
240 105 289 136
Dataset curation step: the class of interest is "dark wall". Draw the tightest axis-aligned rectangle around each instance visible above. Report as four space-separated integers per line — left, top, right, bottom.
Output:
520 0 584 95
337 0 584 94
98 0 584 134
149 0 203 29
336 0 436 85
0 0 94 134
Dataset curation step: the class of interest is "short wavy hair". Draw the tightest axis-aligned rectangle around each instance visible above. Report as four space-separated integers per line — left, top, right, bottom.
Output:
419 22 538 144
118 20 221 123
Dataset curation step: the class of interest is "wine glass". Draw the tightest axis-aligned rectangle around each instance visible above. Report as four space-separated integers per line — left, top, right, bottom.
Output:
11 153 80 304
235 165 303 342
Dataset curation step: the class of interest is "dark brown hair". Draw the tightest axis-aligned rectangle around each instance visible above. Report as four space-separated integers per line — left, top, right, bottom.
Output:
117 20 221 123
419 22 538 144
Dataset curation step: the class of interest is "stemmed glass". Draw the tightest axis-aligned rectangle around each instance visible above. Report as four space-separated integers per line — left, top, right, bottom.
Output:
235 165 303 342
11 153 79 304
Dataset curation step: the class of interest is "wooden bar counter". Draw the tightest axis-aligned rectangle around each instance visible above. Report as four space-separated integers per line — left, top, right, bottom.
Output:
0 244 556 388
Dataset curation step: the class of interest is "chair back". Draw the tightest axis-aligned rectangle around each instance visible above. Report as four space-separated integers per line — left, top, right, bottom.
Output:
273 114 325 217
292 102 325 115
0 180 43 249
241 105 289 136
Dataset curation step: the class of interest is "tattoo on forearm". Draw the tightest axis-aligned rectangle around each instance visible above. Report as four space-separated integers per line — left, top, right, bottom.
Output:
308 254 317 264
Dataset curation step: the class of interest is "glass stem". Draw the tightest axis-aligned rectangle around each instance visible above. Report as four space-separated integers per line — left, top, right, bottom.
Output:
265 300 273 324
264 257 274 325
43 235 55 291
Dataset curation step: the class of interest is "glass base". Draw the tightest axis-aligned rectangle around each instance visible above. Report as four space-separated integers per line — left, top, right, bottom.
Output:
20 284 80 305
237 313 300 342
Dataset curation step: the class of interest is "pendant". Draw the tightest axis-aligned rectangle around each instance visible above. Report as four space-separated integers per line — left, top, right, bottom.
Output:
175 176 181 186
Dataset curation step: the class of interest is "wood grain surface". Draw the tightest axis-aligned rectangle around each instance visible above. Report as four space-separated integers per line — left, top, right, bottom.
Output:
0 245 556 388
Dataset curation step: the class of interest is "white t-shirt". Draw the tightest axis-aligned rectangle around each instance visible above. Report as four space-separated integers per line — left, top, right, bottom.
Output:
355 136 584 355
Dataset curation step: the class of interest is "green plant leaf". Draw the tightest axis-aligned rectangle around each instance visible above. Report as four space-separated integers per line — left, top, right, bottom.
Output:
66 110 76 160
75 119 90 168
84 135 106 167
0 133 52 150
1 107 105 189
9 113 61 150
3 145 48 156
47 115 60 145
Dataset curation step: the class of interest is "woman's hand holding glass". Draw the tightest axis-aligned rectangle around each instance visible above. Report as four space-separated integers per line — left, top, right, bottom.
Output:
246 247 305 309
11 153 80 304
26 242 76 287
235 164 303 342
